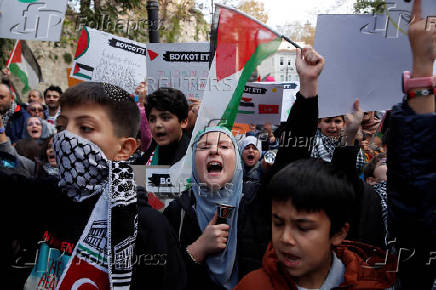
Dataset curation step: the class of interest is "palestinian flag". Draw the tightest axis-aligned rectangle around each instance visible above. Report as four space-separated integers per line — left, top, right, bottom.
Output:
210 4 283 131
168 4 295 189
7 40 43 95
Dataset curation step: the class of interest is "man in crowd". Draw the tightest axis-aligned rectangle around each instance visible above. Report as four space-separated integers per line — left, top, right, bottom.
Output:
0 78 29 143
27 89 44 105
43 85 62 124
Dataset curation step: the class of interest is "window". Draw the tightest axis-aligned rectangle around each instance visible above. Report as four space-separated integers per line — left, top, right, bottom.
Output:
280 75 284 82
280 57 284 66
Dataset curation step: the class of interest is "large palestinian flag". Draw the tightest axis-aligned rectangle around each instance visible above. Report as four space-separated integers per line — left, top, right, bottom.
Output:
210 4 282 130
169 4 288 187
7 40 43 95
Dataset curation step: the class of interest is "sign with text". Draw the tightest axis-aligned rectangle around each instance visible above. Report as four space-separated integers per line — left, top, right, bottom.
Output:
71 27 147 94
0 0 67 41
145 166 182 196
280 82 299 122
146 43 210 99
235 82 284 125
314 2 436 117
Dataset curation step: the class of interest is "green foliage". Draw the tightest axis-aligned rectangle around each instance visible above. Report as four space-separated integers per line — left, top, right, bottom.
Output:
63 53 73 64
353 0 386 14
0 38 15 68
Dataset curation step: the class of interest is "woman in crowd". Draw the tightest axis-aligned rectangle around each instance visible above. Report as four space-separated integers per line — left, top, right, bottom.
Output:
21 116 52 142
163 47 325 289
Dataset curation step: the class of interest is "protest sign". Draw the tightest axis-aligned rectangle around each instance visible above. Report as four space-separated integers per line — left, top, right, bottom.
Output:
71 27 147 94
314 0 436 118
66 68 83 88
0 0 67 41
235 82 283 125
280 82 299 122
146 43 210 99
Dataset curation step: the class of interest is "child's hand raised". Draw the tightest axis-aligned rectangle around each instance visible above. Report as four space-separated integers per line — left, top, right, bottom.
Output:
409 0 436 77
186 212 230 263
344 99 364 146
295 47 325 98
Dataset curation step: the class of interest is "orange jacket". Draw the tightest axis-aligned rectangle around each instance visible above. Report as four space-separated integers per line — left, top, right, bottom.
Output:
235 241 396 290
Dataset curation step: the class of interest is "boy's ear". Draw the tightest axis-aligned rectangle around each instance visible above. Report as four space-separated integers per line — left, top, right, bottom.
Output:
180 117 188 129
331 222 349 247
113 137 137 161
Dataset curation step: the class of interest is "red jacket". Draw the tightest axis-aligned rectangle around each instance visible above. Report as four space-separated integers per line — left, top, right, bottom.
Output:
235 241 396 290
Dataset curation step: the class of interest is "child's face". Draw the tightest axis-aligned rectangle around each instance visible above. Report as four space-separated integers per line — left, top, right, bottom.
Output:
46 137 56 167
26 117 42 139
57 104 126 161
148 108 187 146
194 132 236 189
318 117 344 138
241 144 260 168
272 200 347 289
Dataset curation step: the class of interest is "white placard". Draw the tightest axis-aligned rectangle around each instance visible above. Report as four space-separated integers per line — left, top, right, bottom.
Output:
235 82 283 125
280 82 299 122
314 13 416 117
71 27 147 94
0 0 67 41
146 43 210 99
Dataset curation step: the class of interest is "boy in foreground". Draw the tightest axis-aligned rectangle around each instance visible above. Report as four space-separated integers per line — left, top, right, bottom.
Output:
3 82 186 289
235 159 396 289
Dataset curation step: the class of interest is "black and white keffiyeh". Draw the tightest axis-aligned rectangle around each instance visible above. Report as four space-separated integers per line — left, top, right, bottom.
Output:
54 130 137 289
311 130 365 172
372 180 388 235
1 101 16 129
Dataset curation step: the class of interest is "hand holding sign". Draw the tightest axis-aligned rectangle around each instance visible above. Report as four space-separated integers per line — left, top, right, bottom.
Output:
409 0 436 77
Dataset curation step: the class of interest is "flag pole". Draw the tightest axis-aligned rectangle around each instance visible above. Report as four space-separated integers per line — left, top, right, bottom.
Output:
6 40 19 67
281 35 301 49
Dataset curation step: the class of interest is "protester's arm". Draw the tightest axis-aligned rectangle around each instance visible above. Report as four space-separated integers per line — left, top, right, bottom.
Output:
0 113 36 174
270 48 324 176
388 0 436 241
331 99 363 181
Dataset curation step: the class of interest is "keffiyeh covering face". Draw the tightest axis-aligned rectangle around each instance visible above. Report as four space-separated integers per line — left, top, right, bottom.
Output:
191 126 243 290
54 130 137 289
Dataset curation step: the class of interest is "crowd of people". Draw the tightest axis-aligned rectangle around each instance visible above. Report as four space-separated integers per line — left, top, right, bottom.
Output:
1 0 435 289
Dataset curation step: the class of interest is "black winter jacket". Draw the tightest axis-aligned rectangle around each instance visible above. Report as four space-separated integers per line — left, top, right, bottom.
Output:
2 174 186 290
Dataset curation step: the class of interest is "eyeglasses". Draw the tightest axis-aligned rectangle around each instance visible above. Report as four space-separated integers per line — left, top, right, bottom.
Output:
30 107 44 112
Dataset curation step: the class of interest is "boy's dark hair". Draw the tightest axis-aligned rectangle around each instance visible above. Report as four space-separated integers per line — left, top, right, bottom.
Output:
44 85 63 98
363 152 387 180
146 88 188 122
15 138 41 161
269 159 354 236
38 135 54 163
318 115 345 122
1 78 12 94
60 82 140 138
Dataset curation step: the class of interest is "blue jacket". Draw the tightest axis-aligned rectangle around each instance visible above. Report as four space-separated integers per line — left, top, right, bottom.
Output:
387 100 436 244
5 104 29 144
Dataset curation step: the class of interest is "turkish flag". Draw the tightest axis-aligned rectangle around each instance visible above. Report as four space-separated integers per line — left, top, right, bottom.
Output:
258 104 279 114
58 257 109 289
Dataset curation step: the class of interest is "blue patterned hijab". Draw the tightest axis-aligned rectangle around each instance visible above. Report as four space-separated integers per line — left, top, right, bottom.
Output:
191 126 243 289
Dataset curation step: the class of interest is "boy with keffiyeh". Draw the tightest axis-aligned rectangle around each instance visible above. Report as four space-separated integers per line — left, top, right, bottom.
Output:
2 82 186 290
